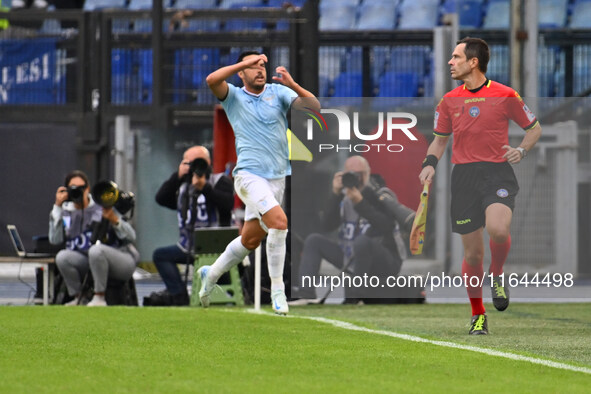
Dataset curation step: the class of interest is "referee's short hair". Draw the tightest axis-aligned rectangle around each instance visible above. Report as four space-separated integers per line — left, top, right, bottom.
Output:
457 37 489 74
237 50 262 63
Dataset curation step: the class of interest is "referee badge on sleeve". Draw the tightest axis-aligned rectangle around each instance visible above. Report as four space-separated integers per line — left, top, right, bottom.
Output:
496 188 509 198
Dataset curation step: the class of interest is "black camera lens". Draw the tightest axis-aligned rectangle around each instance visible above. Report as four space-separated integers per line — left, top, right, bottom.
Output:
67 185 85 203
190 158 211 179
342 172 361 189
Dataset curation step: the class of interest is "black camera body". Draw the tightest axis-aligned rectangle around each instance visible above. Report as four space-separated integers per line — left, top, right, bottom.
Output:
342 172 362 189
190 158 212 179
66 185 85 203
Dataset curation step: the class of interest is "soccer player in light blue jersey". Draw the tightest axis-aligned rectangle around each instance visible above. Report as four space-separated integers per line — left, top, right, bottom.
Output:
200 51 319 314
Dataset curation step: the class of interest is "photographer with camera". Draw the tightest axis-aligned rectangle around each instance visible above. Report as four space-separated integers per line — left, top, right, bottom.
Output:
292 155 415 305
145 145 234 306
49 170 139 306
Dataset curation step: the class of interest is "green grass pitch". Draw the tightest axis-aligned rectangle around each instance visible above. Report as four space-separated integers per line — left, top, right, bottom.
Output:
0 303 589 392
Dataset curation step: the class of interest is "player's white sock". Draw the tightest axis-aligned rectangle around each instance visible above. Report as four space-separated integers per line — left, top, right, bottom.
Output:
207 236 250 287
267 228 288 292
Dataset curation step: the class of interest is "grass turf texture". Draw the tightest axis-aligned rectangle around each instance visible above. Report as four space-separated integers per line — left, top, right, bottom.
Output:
0 304 588 393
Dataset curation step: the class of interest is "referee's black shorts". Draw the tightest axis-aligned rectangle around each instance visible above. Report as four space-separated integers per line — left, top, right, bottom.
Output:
450 162 519 234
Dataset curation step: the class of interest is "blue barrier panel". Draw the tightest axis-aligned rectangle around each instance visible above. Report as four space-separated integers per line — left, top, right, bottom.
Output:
0 38 58 104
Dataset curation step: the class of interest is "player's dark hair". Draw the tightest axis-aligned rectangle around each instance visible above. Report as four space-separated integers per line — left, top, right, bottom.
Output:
236 50 262 63
64 170 89 188
457 37 489 73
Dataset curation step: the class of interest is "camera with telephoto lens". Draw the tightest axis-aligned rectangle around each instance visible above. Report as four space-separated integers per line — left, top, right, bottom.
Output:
66 185 85 203
341 171 362 189
91 180 135 217
189 158 212 179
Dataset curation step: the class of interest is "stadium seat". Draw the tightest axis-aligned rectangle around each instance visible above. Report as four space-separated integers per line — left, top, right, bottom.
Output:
355 1 397 30
174 48 220 103
219 0 264 8
224 3 266 31
332 71 363 97
482 0 510 29
487 45 510 85
371 46 390 86
343 47 363 73
569 0 591 28
318 46 346 81
171 0 220 32
377 71 420 97
388 46 428 74
441 0 484 28
319 2 357 31
83 0 126 10
397 0 439 29
538 0 568 28
318 74 332 97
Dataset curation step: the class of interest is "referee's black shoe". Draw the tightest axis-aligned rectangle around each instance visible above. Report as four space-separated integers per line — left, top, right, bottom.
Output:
491 276 510 311
469 314 488 335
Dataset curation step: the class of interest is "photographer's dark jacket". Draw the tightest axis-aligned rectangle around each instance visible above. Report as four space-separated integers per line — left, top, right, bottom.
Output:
155 171 234 252
48 197 137 254
322 178 410 266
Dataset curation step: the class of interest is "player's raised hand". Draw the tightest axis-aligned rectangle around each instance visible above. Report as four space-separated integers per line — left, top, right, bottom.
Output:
242 54 267 69
502 145 522 164
272 66 296 87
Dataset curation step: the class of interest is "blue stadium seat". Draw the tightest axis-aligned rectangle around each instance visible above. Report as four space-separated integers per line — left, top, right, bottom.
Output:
318 47 346 81
83 0 126 10
483 0 510 29
343 47 363 73
441 0 485 28
332 71 363 97
318 74 332 97
172 0 220 31
371 46 390 86
388 46 428 74
355 1 397 30
173 48 220 103
319 3 357 30
224 3 266 31
569 0 591 28
219 0 264 8
538 0 568 28
267 0 306 7
397 0 439 29
487 45 510 85
377 71 420 97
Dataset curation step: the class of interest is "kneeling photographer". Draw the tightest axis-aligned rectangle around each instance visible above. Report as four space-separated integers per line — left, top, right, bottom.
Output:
293 155 415 304
49 170 139 306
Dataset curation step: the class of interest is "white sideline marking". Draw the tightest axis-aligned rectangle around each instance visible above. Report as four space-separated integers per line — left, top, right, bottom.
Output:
245 309 591 376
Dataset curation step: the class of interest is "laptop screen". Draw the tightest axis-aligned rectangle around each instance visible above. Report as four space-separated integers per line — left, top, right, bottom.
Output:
7 225 26 257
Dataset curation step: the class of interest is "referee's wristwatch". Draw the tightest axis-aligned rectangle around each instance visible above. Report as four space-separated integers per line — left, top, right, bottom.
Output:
516 147 527 159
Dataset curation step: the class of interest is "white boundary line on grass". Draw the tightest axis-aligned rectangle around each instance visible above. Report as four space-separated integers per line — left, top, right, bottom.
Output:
246 309 591 376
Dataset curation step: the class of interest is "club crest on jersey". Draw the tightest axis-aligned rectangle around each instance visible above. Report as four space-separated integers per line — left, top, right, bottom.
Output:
469 106 480 117
496 188 509 198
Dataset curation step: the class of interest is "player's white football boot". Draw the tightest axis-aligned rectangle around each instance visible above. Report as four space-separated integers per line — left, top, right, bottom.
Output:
197 265 212 308
271 289 289 315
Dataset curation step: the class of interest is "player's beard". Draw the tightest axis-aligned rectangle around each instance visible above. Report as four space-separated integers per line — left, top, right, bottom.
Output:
246 73 266 92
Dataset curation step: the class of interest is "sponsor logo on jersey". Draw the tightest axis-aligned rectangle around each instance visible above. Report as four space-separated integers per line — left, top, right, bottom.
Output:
456 218 472 225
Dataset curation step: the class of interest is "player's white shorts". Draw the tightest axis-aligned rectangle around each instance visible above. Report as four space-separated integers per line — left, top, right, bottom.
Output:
234 171 285 227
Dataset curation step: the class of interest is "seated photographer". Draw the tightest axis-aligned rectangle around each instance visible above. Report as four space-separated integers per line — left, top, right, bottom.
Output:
146 146 234 306
293 155 415 304
49 170 139 306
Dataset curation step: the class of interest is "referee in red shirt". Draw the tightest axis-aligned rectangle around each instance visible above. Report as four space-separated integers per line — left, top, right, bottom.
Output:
419 37 542 335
